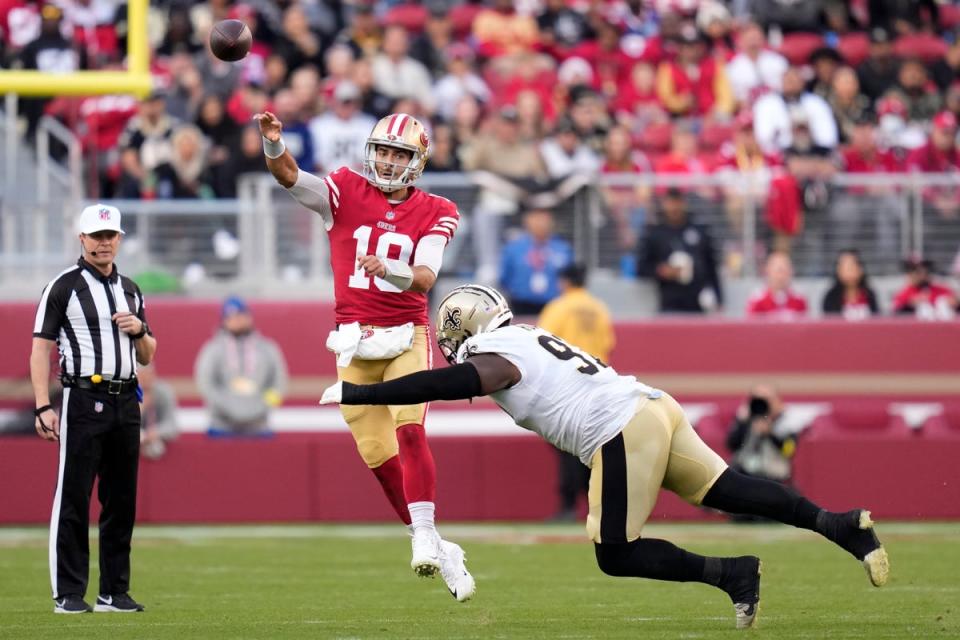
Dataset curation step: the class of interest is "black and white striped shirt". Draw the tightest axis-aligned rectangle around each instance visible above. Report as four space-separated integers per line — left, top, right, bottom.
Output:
33 258 149 380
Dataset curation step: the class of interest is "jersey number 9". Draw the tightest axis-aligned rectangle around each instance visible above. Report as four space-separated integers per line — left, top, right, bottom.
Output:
537 334 606 375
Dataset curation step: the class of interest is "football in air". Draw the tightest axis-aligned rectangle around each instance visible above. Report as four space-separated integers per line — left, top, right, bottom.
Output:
209 19 252 62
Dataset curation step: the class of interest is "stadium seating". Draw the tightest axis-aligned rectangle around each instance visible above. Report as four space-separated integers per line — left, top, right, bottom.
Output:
893 33 949 64
807 400 912 438
837 32 870 66
635 121 673 155
383 2 429 34
699 122 734 152
776 33 826 65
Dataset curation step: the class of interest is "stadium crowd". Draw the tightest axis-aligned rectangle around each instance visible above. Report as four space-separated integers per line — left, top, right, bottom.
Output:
3 0 960 303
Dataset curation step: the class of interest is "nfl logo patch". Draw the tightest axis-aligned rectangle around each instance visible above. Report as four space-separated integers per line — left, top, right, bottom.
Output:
385 211 395 220
99 208 111 220
94 401 104 413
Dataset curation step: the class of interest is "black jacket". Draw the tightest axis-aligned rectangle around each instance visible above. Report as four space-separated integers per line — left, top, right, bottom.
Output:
638 220 722 313
821 284 879 315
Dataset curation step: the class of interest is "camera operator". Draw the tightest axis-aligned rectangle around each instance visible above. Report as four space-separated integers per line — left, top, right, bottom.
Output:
726 385 796 485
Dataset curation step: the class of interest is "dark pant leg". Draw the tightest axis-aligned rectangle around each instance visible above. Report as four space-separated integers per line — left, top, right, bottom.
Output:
51 388 104 598
97 391 141 596
701 468 821 529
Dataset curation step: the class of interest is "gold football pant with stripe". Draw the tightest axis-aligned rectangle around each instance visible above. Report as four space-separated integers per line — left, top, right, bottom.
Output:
587 393 728 544
337 325 430 468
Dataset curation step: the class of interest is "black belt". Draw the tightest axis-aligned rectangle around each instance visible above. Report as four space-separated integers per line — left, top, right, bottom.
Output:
61 375 138 395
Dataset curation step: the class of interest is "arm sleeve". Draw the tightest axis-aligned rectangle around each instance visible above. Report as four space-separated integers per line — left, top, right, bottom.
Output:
286 169 335 230
341 362 483 406
33 276 71 339
133 284 149 324
413 234 448 276
702 230 723 304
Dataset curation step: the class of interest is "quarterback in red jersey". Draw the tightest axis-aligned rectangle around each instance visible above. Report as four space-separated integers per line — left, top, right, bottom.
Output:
255 108 474 601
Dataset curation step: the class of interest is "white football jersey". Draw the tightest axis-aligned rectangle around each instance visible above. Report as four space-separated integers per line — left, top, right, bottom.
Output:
456 325 661 466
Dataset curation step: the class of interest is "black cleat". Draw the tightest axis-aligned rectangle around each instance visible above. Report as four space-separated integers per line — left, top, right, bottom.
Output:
53 595 92 614
818 509 889 586
719 556 762 630
94 593 145 612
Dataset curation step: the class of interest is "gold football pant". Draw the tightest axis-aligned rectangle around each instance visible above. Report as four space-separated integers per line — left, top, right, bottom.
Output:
587 393 728 544
337 325 431 468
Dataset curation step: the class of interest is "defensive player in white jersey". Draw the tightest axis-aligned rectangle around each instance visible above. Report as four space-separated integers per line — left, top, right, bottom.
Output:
320 284 890 630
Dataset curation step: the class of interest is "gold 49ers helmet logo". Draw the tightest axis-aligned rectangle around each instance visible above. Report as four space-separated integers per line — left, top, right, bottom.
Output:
442 307 462 331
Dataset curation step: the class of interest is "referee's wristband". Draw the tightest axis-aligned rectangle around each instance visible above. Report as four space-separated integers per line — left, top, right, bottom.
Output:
34 404 53 417
131 321 149 340
263 136 286 159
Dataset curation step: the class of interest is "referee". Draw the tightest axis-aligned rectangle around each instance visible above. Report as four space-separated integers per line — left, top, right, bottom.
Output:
30 204 156 614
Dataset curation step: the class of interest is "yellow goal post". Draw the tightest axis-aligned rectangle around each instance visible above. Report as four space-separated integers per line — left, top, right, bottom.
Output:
0 0 150 97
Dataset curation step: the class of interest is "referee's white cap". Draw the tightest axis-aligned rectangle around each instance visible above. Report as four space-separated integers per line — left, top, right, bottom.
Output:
78 203 125 235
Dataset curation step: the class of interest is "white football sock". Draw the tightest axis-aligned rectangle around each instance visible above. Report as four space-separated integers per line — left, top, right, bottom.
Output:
408 501 437 534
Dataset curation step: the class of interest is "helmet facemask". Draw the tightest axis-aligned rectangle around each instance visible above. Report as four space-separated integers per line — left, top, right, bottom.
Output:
363 142 423 192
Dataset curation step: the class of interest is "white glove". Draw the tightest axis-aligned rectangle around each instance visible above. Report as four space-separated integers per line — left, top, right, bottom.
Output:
319 380 343 405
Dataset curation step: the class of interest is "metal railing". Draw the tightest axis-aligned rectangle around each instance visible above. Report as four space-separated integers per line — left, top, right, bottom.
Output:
1 170 958 295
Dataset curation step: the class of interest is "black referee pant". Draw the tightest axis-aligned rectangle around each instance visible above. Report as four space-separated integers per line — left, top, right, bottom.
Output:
50 386 140 599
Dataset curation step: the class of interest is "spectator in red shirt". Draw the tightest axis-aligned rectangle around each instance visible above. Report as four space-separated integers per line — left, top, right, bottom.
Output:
746 251 808 319
892 256 958 320
568 15 635 101
656 25 734 118
612 62 665 130
655 123 710 176
656 122 713 203
907 111 960 221
821 249 880 321
831 112 904 263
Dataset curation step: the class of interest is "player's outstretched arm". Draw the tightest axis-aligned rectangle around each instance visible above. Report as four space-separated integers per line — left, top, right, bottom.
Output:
254 111 298 188
320 354 520 406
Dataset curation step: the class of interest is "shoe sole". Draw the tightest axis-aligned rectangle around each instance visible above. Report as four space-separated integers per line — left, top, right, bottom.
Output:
412 559 441 578
735 560 762 630
858 511 890 587
93 604 142 613
53 608 90 614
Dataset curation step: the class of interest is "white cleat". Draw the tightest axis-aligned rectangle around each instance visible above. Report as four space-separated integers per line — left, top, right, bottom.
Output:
439 540 476 602
410 528 442 578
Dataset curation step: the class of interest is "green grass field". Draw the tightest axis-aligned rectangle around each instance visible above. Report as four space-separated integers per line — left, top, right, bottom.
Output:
1 522 958 639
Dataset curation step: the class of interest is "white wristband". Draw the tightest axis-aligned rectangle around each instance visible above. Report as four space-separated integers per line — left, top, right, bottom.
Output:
382 259 414 290
263 136 286 159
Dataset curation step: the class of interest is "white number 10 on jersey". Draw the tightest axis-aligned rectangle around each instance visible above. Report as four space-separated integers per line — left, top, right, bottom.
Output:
348 225 415 293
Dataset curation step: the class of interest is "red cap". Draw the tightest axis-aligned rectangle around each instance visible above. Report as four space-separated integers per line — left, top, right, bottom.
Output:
933 110 958 131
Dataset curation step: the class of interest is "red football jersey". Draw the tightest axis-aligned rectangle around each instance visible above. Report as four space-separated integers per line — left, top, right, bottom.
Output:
324 167 459 326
